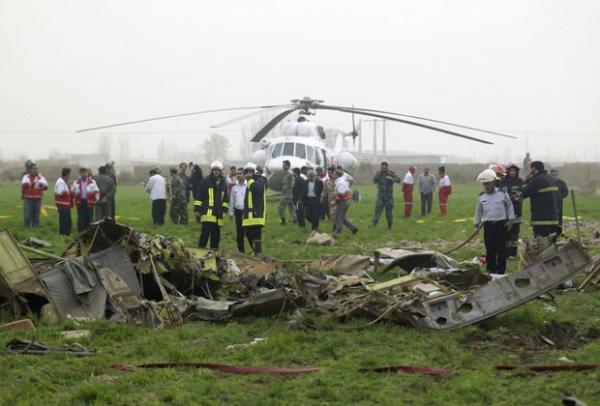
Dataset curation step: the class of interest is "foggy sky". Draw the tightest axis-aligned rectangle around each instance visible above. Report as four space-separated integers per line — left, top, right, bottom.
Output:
1 0 599 164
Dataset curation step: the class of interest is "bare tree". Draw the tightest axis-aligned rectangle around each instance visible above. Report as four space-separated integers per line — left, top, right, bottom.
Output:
203 133 230 163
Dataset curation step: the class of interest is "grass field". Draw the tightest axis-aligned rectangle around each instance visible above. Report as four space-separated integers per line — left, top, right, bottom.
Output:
0 181 598 405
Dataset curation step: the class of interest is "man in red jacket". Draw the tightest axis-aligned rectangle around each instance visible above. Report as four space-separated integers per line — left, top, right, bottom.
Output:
21 163 48 228
402 165 416 218
438 166 452 216
72 167 100 232
54 167 73 235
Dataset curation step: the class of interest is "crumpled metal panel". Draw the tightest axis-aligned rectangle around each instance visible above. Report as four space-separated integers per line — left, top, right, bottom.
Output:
40 260 107 319
88 246 141 296
0 230 38 289
413 240 590 330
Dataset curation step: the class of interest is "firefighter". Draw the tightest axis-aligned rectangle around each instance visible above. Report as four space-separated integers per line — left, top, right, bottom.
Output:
21 163 48 228
497 162 524 258
242 162 267 255
520 161 560 238
54 167 73 235
195 161 229 249
372 161 400 229
474 169 515 275
550 169 569 232
72 167 100 231
438 166 452 215
402 165 416 218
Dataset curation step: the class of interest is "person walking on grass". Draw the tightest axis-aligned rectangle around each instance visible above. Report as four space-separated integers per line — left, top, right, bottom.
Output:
438 166 452 216
242 163 267 255
474 169 515 275
228 168 247 253
333 169 358 236
402 165 416 218
304 170 323 231
278 160 296 225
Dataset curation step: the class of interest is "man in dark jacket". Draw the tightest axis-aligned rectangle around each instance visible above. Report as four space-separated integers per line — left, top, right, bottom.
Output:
304 170 324 231
550 169 569 231
292 167 306 228
242 163 266 255
498 162 524 257
195 161 229 249
94 165 116 221
372 161 400 229
520 161 560 238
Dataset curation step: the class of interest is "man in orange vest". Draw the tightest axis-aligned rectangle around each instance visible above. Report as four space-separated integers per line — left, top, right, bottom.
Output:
72 167 100 232
438 166 452 216
21 163 48 228
54 167 73 235
402 165 416 218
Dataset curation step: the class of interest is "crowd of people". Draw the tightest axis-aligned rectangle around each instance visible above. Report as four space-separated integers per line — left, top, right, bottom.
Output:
19 155 570 262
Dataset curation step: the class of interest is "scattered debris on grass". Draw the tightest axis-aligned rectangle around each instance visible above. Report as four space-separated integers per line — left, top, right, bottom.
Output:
5 338 96 356
358 365 455 376
111 362 320 376
0 218 593 332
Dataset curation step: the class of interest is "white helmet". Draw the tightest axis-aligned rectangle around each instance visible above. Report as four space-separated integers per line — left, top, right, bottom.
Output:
210 161 223 170
244 162 257 171
477 169 499 183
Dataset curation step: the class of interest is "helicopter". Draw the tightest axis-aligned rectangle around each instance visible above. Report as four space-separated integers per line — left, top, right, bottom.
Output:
78 96 516 189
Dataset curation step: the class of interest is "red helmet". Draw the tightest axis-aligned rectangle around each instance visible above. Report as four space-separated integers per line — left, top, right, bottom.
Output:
489 163 506 178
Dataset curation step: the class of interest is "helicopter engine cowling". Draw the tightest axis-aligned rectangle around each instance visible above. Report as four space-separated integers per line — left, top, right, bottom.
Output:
336 151 357 170
253 149 267 165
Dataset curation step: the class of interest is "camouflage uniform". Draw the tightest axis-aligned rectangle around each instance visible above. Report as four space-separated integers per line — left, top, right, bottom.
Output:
373 170 400 227
278 170 296 222
170 174 189 224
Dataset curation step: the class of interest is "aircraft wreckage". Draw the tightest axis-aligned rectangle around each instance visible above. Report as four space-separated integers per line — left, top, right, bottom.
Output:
0 218 596 330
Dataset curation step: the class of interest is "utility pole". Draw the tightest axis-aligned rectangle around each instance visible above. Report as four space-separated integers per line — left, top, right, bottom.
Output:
382 120 387 160
373 120 378 163
358 119 362 156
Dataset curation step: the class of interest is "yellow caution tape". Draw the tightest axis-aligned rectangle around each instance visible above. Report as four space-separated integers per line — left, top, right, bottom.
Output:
126 217 141 221
41 207 49 217
416 220 426 224
453 218 467 223
0 215 13 219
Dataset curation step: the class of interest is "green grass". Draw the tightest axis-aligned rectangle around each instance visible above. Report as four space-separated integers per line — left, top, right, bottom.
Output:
0 182 599 405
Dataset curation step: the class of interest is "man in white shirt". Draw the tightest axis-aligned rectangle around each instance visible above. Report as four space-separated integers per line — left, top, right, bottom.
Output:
333 170 358 235
402 165 416 218
228 168 247 252
146 168 167 225
438 166 452 216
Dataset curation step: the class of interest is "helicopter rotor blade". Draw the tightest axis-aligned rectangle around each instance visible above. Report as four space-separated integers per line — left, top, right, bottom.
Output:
318 105 494 145
76 104 288 133
323 104 516 139
250 108 298 142
210 105 292 129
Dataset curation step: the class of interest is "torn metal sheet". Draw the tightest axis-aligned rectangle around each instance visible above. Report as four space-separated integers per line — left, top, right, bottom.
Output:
412 240 590 330
96 267 143 312
185 297 235 321
39 259 107 319
231 289 298 317
310 255 371 275
375 247 459 273
89 246 142 296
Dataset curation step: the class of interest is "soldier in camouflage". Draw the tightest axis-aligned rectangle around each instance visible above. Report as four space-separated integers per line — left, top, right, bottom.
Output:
372 161 401 229
278 160 296 224
169 167 189 225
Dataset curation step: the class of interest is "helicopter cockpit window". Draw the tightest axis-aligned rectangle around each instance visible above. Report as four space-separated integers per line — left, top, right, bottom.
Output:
272 143 283 158
295 143 306 159
306 146 314 163
315 149 322 166
283 142 294 156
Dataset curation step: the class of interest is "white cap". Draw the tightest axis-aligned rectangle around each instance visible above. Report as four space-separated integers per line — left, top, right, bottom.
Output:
477 169 499 183
210 161 224 170
244 162 257 171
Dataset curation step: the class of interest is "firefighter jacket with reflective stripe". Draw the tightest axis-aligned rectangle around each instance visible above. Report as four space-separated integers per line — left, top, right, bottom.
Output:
521 171 559 225
497 175 524 217
22 173 48 200
243 175 266 227
54 177 73 208
194 175 229 226
72 177 100 208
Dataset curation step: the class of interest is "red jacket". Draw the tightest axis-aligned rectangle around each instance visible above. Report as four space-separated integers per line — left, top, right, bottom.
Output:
21 173 48 200
54 177 73 209
72 177 100 208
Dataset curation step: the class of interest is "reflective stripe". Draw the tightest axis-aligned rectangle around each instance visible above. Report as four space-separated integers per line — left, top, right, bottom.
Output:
247 179 255 209
194 200 203 206
538 186 559 193
531 220 559 225
223 202 229 208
